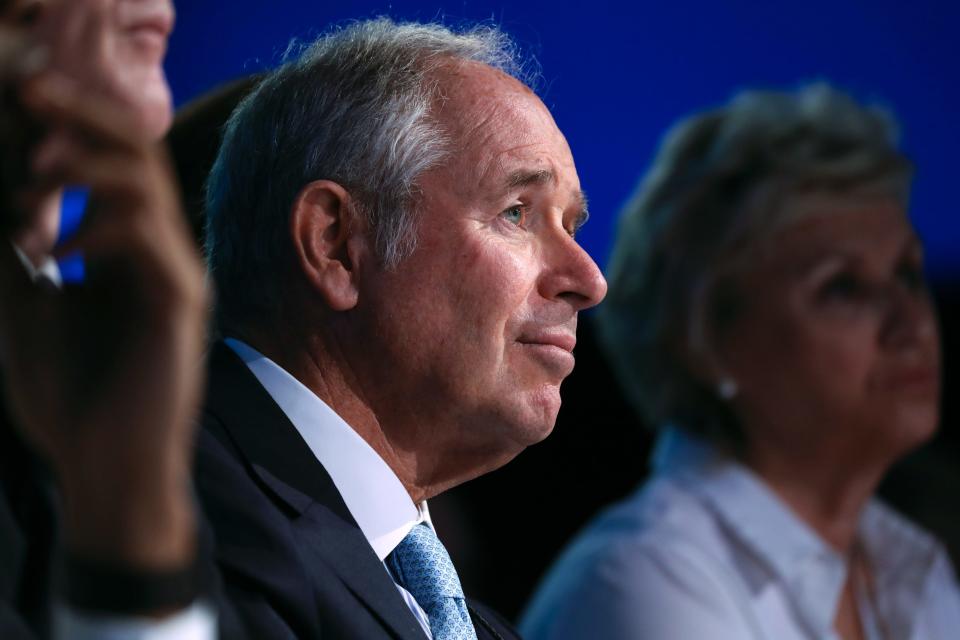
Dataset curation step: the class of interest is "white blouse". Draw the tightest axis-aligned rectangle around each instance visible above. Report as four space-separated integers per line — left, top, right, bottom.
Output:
520 428 960 640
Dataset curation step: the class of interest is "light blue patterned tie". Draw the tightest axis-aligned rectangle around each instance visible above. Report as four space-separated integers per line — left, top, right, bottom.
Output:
386 523 478 640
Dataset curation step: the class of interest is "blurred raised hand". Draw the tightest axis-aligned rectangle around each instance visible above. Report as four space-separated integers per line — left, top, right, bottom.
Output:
0 70 207 570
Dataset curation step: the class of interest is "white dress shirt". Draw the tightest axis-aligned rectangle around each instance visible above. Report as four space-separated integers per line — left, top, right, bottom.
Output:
226 338 436 638
520 427 960 640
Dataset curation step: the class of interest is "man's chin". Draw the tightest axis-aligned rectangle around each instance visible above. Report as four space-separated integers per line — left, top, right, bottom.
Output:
514 384 562 445
526 420 556 446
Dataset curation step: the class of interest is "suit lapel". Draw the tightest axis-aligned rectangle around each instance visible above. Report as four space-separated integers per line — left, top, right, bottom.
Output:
300 495 428 640
468 600 519 640
206 342 427 640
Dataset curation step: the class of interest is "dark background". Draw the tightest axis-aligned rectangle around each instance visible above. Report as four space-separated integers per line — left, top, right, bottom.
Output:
163 0 960 622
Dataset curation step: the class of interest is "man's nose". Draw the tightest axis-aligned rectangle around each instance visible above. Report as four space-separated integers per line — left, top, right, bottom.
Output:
539 232 608 312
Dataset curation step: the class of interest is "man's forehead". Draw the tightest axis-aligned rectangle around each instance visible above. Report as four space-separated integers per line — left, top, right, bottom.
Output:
433 61 545 137
435 58 535 98
427 60 580 195
477 123 580 188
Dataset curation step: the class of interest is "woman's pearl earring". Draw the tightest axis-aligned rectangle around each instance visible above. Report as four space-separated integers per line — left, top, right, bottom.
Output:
717 378 738 400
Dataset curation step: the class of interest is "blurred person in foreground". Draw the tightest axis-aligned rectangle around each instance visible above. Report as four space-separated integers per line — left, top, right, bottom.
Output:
198 18 606 639
0 1 212 638
520 84 960 639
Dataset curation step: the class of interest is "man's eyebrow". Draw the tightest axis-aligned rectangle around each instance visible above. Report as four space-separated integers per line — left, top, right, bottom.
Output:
504 168 556 190
573 190 590 231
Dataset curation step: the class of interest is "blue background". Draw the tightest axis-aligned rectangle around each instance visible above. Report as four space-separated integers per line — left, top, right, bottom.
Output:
164 0 959 281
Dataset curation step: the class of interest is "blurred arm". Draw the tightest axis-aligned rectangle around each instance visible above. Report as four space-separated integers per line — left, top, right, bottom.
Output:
0 69 211 635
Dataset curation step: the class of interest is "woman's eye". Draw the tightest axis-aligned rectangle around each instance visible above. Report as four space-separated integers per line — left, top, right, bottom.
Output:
897 264 927 292
10 0 43 25
820 273 864 301
501 205 525 226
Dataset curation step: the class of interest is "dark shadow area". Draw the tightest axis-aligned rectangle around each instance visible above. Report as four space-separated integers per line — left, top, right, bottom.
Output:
166 75 263 250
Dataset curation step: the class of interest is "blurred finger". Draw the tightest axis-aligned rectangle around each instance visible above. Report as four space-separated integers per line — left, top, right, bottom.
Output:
55 208 202 319
29 122 73 173
0 25 46 79
20 72 146 151
29 136 166 209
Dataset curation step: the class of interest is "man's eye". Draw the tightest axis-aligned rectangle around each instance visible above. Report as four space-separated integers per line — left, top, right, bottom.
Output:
501 205 525 226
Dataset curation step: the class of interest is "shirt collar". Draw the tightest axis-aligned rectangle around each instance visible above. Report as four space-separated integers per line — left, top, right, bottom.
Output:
11 243 62 287
857 499 942 639
653 426 945 637
653 428 840 590
225 338 429 561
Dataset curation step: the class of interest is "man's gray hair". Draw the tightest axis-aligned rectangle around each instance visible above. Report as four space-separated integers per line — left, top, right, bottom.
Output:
597 83 912 445
205 18 526 329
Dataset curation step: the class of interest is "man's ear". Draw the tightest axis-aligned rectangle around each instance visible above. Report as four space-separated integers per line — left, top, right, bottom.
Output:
289 180 366 311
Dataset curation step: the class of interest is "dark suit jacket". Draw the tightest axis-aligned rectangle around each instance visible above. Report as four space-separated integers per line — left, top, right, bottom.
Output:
196 341 520 640
0 400 57 640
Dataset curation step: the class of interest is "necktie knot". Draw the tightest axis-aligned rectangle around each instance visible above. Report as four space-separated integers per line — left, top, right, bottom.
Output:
387 523 477 640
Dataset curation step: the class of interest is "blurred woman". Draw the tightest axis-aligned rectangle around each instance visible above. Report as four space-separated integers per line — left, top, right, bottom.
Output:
1 2 213 638
520 84 960 640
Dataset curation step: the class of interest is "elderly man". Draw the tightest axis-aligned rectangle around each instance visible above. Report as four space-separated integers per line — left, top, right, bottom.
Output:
199 18 606 639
